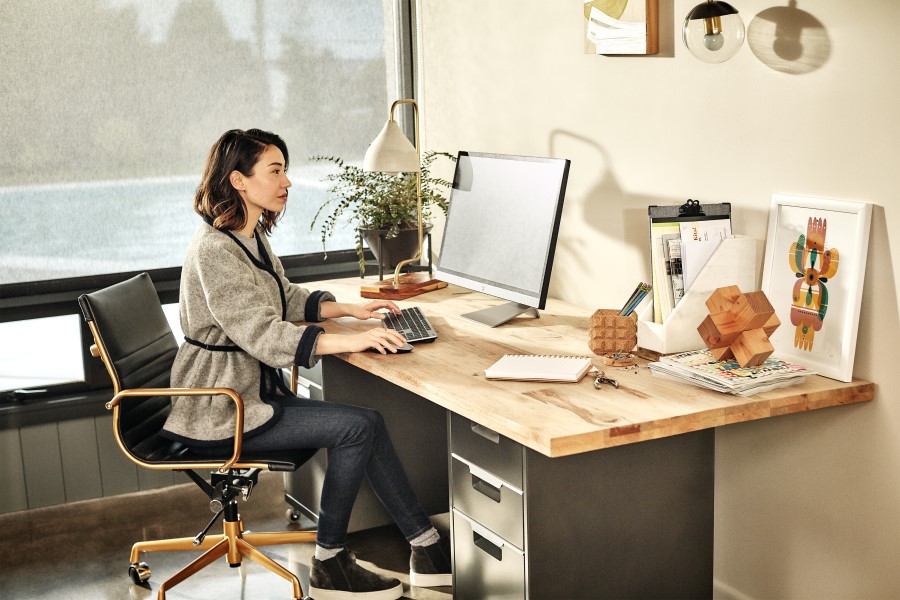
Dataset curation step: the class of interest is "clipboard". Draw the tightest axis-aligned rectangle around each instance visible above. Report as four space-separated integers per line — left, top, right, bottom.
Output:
648 200 732 324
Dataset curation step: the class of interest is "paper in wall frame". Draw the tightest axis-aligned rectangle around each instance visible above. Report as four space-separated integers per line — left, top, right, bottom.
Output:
760 194 872 382
583 0 659 56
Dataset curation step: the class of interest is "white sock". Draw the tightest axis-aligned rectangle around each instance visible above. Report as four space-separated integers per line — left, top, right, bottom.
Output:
409 527 440 548
315 545 343 561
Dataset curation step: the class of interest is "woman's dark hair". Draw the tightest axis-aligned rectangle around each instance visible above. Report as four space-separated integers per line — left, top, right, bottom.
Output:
194 128 290 234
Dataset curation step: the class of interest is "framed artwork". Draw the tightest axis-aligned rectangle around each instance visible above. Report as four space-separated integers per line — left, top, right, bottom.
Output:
583 0 659 56
761 194 872 382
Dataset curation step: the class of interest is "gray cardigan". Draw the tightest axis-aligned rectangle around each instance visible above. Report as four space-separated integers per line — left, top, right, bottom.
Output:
162 221 335 444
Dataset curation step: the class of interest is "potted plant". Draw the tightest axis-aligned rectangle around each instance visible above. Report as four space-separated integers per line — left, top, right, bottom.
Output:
309 150 456 276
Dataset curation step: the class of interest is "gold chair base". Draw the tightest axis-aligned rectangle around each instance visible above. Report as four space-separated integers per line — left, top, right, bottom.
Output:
130 517 317 600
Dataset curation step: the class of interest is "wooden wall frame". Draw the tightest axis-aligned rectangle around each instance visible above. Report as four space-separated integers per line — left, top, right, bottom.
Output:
583 0 659 56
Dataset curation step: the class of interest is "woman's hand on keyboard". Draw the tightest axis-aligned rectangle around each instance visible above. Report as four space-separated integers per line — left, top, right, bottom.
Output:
320 299 401 321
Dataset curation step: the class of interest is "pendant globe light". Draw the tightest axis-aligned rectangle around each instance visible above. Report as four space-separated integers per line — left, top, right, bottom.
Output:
683 0 745 63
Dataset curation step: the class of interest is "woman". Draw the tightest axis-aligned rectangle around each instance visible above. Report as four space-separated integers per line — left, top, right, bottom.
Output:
162 128 451 600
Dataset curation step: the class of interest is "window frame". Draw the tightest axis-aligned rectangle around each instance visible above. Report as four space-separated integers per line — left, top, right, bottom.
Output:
0 0 419 416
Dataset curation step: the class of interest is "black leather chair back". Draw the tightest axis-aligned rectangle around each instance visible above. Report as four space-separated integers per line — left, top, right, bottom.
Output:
78 273 183 460
79 273 316 470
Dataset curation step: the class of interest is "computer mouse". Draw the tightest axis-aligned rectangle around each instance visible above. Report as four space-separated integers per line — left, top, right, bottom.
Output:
367 340 414 353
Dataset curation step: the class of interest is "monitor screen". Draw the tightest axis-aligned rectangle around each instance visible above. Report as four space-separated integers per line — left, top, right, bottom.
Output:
435 151 570 327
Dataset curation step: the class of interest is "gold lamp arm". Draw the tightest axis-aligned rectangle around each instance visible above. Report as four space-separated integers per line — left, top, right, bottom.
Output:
387 99 423 288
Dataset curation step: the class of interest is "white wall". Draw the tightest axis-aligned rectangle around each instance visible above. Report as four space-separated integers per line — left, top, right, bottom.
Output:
418 1 900 598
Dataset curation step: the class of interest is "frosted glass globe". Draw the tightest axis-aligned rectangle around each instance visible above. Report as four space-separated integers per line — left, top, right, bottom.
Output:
683 2 745 63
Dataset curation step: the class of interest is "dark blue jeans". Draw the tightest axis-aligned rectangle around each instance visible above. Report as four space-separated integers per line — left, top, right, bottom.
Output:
241 396 434 549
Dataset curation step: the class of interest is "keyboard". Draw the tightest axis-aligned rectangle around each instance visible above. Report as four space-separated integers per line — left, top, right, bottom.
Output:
382 306 438 343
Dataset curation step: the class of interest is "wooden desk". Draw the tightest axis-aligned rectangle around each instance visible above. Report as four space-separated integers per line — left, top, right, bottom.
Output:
296 277 874 599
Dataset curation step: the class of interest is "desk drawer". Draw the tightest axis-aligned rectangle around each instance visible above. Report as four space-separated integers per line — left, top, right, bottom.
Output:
451 454 524 549
453 508 525 600
449 412 522 489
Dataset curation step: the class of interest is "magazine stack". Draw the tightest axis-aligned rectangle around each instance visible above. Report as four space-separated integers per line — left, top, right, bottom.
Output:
648 349 815 396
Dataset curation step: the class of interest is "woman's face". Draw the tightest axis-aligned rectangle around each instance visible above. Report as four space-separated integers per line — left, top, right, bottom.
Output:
237 144 291 217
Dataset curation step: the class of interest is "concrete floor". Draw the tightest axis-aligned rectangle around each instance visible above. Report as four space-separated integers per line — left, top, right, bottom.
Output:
0 471 451 600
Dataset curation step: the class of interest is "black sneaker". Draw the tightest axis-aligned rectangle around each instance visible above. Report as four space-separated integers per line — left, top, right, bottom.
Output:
409 534 452 587
309 549 403 600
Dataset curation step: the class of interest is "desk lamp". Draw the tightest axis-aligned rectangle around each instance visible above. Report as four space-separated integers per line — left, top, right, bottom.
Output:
360 99 447 299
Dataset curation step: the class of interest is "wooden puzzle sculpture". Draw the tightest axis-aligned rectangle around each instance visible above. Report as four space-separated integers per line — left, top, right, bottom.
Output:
697 285 781 367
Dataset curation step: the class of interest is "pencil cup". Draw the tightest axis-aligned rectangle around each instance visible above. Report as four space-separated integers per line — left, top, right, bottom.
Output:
588 309 638 355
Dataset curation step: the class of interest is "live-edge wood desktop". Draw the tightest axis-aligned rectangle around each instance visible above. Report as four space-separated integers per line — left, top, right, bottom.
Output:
291 277 874 599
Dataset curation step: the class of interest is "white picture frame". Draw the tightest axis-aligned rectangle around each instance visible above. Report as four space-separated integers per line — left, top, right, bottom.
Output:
761 194 872 382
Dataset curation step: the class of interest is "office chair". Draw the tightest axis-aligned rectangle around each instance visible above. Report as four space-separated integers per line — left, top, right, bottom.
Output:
78 272 317 600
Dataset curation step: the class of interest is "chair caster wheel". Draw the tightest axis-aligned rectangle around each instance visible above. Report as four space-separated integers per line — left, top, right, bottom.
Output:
286 507 301 522
129 561 151 584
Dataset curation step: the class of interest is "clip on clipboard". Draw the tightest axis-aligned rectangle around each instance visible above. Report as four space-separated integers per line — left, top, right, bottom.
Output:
678 198 705 217
649 200 729 224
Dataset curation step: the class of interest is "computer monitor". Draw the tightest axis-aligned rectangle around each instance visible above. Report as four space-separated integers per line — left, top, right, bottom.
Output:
434 151 571 327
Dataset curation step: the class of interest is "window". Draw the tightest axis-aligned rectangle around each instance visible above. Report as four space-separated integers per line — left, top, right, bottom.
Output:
0 0 416 395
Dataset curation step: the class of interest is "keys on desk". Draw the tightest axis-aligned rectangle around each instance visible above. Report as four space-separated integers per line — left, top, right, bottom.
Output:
593 371 619 389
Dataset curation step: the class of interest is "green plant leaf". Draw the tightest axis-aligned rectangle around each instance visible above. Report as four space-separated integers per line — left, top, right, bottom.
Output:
309 150 457 273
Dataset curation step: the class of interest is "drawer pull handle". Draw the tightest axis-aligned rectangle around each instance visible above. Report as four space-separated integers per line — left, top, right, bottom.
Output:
467 462 505 490
470 422 500 443
454 509 525 560
473 530 504 561
472 475 502 503
453 454 524 495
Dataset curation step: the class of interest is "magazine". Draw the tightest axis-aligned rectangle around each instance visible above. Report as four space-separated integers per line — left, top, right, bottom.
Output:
648 349 815 396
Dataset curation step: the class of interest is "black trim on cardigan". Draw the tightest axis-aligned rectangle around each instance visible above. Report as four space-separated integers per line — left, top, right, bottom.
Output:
295 325 324 369
252 235 288 320
306 290 333 322
259 362 294 399
256 234 274 268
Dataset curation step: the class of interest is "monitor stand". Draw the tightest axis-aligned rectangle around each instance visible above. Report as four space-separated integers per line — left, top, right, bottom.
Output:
461 302 540 328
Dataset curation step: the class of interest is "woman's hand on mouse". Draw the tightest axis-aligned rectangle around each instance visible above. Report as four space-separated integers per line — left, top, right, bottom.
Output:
315 329 408 355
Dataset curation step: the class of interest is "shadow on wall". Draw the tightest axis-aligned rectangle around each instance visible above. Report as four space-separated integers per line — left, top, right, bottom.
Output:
853 204 895 382
747 1 831 74
547 129 679 290
544 131 776 303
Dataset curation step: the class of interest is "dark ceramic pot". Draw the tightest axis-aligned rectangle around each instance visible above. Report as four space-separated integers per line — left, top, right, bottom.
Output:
360 225 432 269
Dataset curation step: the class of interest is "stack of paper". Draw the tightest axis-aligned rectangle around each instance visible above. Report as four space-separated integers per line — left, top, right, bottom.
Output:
678 220 732 292
648 349 815 396
586 7 648 55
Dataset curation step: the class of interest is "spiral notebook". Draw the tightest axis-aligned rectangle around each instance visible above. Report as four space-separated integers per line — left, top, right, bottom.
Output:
484 354 594 383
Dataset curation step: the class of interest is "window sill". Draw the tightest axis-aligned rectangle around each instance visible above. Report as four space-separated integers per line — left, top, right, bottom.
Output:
0 388 112 430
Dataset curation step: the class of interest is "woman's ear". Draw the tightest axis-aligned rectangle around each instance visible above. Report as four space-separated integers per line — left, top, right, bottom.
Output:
229 171 245 192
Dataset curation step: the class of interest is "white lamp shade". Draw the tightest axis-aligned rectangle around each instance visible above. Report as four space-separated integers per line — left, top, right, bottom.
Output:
363 120 420 173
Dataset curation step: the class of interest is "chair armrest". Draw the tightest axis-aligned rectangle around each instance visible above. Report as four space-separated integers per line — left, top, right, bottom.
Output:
290 365 299 395
106 387 244 472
